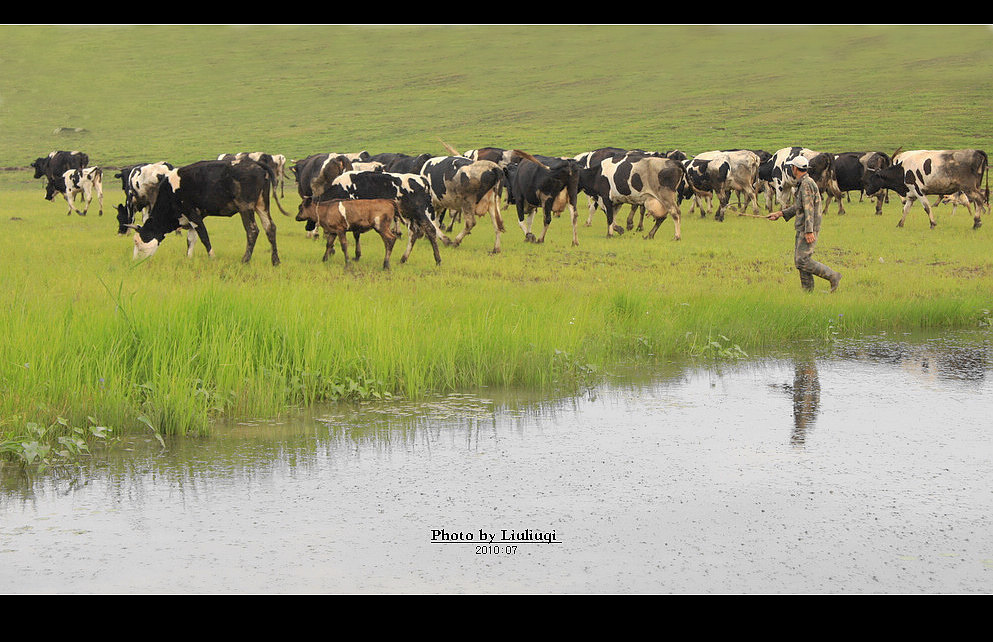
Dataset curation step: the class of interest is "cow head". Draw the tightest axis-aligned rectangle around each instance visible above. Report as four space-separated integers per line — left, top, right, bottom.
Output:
132 228 161 259
31 157 50 179
295 197 314 222
863 164 908 198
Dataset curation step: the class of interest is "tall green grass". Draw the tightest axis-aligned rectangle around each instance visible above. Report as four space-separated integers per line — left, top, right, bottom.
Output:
1 25 992 442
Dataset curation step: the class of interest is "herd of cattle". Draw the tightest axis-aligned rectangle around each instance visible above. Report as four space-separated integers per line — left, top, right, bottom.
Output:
28 144 990 268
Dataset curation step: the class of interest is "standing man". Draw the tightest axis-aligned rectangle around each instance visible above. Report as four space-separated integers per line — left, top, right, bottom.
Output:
767 156 842 293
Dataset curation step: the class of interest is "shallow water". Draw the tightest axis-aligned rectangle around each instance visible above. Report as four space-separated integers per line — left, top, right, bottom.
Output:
2 331 992 594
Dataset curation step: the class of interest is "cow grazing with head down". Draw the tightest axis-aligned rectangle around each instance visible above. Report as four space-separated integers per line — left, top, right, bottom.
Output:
420 156 506 252
583 152 685 240
295 197 399 269
131 159 287 264
822 151 891 216
31 150 89 201
321 170 448 265
115 161 175 234
61 167 104 217
506 154 582 245
863 149 989 229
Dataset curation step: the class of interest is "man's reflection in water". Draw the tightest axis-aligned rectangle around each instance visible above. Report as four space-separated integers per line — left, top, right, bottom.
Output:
787 356 820 446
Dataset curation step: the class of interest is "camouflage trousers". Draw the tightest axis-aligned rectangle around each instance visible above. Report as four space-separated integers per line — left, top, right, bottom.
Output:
794 231 840 291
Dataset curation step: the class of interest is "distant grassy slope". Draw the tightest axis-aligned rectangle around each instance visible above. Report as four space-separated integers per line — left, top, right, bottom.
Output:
2 24 992 174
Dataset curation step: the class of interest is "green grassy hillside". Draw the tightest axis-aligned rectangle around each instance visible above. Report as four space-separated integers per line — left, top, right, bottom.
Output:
3 25 992 171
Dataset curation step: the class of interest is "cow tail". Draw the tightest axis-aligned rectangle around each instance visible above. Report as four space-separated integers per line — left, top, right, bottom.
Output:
981 150 989 206
258 161 292 216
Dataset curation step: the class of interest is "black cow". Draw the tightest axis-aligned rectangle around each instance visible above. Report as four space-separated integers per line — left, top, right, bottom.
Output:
131 159 287 265
31 150 89 201
368 152 433 174
322 170 446 265
506 154 582 245
823 151 891 215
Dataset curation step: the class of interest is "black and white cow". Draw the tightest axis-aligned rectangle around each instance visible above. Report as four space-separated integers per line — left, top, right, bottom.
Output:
218 152 289 196
506 154 582 245
863 149 989 229
420 156 506 252
767 147 835 210
31 150 89 201
576 147 629 225
822 151 891 216
131 159 286 264
578 148 686 229
322 170 447 265
61 167 104 217
292 153 355 201
682 150 761 221
583 153 685 240
115 161 175 234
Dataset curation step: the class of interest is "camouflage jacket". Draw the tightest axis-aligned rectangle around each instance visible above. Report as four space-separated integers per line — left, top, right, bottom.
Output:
781 174 822 234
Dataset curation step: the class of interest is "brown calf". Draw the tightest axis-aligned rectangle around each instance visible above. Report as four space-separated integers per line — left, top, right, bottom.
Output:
296 197 399 269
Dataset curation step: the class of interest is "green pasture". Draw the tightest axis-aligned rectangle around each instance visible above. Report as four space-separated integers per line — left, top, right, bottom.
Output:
1 25 992 455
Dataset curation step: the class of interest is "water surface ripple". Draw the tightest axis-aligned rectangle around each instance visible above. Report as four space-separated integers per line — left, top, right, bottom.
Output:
2 332 991 594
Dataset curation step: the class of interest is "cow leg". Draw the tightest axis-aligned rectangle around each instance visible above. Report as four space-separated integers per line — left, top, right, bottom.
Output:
186 228 198 257
918 191 938 229
322 227 335 262
604 200 618 238
453 210 476 247
568 200 579 247
518 202 537 242
585 197 597 226
423 222 443 265
63 191 77 216
898 195 914 227
873 194 884 216
338 231 350 269
964 190 985 229
400 222 419 263
486 193 505 254
644 197 680 240
191 221 214 258
253 203 280 265
715 190 730 222
746 186 761 215
380 226 397 269
536 203 552 243
240 211 260 262
352 231 362 260
626 205 637 230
